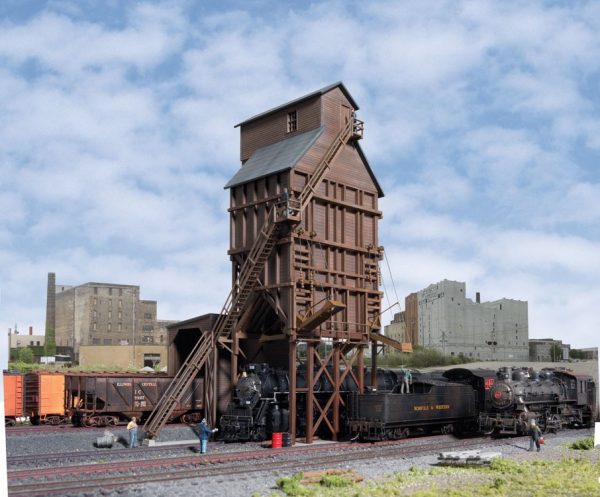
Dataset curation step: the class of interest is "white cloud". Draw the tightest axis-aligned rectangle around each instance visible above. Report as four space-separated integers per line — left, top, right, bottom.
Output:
1 0 599 353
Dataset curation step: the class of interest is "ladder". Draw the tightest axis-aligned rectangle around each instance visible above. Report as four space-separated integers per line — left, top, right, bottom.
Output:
143 114 362 440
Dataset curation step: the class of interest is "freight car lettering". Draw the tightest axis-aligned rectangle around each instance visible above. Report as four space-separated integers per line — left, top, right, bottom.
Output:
413 405 431 411
435 404 450 410
140 383 156 387
116 383 132 387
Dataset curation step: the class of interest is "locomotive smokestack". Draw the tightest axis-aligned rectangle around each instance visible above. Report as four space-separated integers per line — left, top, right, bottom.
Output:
476 292 480 304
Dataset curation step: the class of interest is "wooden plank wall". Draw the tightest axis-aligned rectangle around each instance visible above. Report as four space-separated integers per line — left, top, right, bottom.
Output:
239 96 321 162
230 86 382 341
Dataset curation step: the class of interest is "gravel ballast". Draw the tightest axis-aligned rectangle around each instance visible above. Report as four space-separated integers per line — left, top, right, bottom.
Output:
7 426 596 497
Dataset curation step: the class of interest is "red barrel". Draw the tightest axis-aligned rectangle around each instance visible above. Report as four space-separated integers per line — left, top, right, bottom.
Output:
271 432 283 449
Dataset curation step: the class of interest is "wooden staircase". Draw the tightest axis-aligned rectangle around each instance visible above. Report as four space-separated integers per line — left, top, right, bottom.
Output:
143 115 362 440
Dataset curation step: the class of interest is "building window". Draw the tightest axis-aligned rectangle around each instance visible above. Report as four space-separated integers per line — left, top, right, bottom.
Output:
108 311 112 319
109 299 112 307
103 338 112 345
94 287 98 295
118 323 122 331
94 297 97 306
93 322 97 331
108 323 112 332
143 324 153 332
144 313 153 320
93 338 100 345
144 353 161 368
108 288 112 296
118 311 122 320
93 310 97 318
118 299 122 308
119 288 123 296
287 110 297 132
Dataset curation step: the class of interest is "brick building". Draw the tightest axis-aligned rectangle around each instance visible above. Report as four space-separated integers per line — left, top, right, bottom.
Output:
47 273 175 362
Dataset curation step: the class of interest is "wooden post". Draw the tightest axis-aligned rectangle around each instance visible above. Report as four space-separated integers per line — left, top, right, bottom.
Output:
357 345 365 393
306 341 315 443
371 341 377 388
333 341 340 439
289 340 297 443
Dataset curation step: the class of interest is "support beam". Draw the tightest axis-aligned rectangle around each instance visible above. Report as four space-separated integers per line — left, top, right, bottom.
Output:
306 342 315 444
289 340 297 444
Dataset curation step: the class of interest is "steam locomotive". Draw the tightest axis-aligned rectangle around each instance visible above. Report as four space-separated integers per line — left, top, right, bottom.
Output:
219 362 400 442
349 366 596 441
478 367 596 434
220 363 596 442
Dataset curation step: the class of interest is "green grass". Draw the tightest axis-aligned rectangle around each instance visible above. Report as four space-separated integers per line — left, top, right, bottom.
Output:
268 456 600 497
568 436 595 450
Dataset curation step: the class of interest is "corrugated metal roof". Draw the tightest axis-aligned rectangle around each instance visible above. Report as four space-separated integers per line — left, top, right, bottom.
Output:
234 81 359 128
224 127 324 189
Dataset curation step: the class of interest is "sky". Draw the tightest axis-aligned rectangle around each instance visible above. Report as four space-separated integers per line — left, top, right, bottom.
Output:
1 0 599 369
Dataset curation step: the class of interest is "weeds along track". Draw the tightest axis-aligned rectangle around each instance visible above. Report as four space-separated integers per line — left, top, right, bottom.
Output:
8 435 512 496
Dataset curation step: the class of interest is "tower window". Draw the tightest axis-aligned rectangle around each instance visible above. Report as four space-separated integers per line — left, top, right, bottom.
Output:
287 111 297 133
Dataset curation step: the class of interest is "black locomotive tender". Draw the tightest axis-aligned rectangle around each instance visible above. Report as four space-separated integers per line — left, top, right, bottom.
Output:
220 363 596 442
348 366 596 441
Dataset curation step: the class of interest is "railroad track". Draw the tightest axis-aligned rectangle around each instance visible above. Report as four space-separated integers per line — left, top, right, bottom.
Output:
7 435 516 496
6 433 448 469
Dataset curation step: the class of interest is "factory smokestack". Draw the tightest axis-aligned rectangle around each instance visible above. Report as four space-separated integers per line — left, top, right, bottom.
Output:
476 292 480 304
44 272 56 355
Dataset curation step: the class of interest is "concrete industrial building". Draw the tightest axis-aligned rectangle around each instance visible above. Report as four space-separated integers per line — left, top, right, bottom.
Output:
390 280 529 361
578 347 599 360
47 273 174 365
528 338 570 362
383 312 406 343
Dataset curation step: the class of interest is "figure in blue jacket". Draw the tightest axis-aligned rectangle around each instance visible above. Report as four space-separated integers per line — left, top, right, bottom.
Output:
198 418 218 454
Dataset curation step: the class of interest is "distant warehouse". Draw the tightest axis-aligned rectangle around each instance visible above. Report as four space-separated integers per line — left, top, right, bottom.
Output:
385 279 529 361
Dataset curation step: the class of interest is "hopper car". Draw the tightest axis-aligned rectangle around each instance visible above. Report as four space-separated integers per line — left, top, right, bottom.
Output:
3 370 203 427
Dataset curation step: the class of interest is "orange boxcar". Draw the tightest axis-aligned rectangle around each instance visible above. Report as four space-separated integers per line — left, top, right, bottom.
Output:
3 372 25 426
25 372 67 425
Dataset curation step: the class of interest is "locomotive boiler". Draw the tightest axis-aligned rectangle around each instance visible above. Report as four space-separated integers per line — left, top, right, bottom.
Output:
476 367 596 434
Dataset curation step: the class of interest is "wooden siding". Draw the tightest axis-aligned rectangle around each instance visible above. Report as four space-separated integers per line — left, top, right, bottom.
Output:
240 95 321 162
230 85 383 342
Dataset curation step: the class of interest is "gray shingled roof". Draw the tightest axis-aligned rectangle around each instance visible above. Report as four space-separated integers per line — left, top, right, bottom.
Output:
224 127 324 189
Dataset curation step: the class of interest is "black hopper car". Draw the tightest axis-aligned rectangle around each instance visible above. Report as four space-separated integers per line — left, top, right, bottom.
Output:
347 366 596 441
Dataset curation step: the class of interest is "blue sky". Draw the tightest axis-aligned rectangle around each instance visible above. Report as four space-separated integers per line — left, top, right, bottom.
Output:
1 0 599 368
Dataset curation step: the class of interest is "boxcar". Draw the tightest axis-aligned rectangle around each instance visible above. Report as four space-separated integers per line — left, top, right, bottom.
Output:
3 372 25 426
66 373 204 427
348 380 478 440
25 371 68 425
